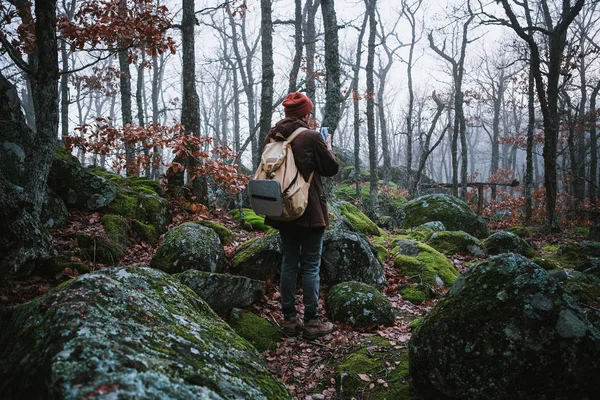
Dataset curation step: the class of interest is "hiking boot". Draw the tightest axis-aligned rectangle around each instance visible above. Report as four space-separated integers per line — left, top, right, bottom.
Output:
302 318 334 340
282 315 303 337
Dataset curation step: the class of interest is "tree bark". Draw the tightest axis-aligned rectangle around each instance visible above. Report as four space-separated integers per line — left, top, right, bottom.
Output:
118 0 135 176
321 0 343 136
525 62 535 223
365 0 379 216
258 0 274 151
288 0 304 93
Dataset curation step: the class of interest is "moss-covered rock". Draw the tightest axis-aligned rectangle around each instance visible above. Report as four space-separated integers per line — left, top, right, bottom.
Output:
426 231 486 257
336 201 381 236
41 187 69 228
483 230 537 258
198 220 234 244
530 256 559 271
0 267 290 399
131 220 158 244
506 226 537 238
334 336 415 400
47 148 117 210
419 221 446 231
35 258 91 276
228 308 283 353
328 281 395 329
370 235 390 264
399 284 427 304
178 270 266 314
104 186 170 234
331 183 408 221
230 232 282 281
556 241 600 270
151 222 226 274
322 229 386 289
409 253 600 400
76 233 125 265
101 214 130 253
392 240 458 291
231 208 270 231
556 270 600 306
399 194 489 238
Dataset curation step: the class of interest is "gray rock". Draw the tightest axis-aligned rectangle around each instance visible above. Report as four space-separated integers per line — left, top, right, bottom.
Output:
409 253 600 400
483 230 536 257
0 267 290 399
178 270 266 314
399 194 489 238
41 187 69 228
427 231 486 257
48 149 117 210
321 228 386 288
420 221 446 231
230 232 282 281
327 281 395 329
151 222 226 274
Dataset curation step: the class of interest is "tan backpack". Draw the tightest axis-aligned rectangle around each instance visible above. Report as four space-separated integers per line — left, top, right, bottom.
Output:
249 127 314 221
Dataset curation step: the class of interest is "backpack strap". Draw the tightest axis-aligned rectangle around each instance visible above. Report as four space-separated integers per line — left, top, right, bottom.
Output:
285 127 308 143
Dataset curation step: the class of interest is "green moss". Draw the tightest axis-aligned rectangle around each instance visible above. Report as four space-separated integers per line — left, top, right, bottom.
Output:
371 235 390 263
542 244 560 252
399 285 427 304
228 309 282 353
408 318 422 330
338 202 380 236
531 256 559 271
506 226 537 238
407 226 434 242
76 234 123 264
572 227 590 236
230 208 270 232
38 259 91 276
334 336 415 400
106 187 138 218
198 221 234 244
88 167 124 183
426 231 486 257
102 214 130 250
393 241 458 289
132 219 158 244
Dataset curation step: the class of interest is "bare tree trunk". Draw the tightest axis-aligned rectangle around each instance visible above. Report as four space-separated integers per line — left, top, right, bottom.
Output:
321 0 343 136
118 0 135 176
525 63 535 223
590 82 600 205
303 0 320 104
365 0 379 215
352 12 368 206
258 0 274 151
288 0 303 93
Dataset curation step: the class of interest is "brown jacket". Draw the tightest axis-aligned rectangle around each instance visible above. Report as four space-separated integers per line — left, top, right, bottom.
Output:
263 117 339 229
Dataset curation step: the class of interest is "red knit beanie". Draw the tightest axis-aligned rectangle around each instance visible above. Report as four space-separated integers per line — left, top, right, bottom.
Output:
283 92 313 118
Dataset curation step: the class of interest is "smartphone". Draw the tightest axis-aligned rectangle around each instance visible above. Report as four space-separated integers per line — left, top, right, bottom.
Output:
320 126 329 141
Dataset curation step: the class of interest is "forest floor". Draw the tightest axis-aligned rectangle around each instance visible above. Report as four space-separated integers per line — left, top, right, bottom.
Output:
0 207 584 399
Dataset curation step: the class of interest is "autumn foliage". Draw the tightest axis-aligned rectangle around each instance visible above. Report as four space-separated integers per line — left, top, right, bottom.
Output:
66 119 248 196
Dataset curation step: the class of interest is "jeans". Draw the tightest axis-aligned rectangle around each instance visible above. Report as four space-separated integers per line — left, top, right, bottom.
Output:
279 226 325 321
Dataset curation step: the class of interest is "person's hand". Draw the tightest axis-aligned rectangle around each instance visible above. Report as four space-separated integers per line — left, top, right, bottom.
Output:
326 133 333 151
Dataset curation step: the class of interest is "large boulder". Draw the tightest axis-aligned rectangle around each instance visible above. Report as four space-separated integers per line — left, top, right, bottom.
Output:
327 281 395 329
399 194 489 238
178 270 266 314
409 253 600 400
47 148 116 211
483 230 536 257
93 169 170 234
321 229 386 288
151 222 226 274
426 231 486 257
0 267 290 399
230 232 282 281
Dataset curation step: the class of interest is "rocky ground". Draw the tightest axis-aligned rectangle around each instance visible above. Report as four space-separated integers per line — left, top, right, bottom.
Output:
0 202 596 399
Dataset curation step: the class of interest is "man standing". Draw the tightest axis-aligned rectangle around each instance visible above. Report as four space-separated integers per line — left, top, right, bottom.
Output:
263 92 339 340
